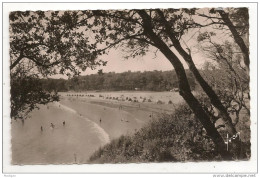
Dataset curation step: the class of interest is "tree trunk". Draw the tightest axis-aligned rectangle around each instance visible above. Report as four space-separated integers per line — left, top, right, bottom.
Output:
174 43 237 136
155 9 237 137
137 10 232 160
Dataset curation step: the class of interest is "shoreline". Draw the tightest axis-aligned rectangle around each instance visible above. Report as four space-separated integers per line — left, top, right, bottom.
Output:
59 97 153 140
12 91 184 165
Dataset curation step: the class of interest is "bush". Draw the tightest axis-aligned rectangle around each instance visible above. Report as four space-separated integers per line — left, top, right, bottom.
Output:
195 93 251 159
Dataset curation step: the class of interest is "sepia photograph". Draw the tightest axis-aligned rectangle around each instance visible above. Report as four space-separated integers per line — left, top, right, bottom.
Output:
2 1 258 175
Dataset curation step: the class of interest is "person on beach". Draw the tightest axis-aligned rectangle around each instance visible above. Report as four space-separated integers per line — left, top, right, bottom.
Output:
100 118 102 124
51 123 55 129
41 126 43 132
63 121 65 126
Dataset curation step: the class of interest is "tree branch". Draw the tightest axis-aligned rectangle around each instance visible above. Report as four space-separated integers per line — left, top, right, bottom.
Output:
217 10 249 71
197 13 223 20
132 36 157 47
92 10 142 26
23 55 61 68
10 53 24 70
187 22 225 28
92 33 145 55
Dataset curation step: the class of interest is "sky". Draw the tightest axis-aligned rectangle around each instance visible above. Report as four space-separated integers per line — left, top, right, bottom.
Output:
51 9 224 79
82 45 206 74
53 28 210 79
53 46 208 79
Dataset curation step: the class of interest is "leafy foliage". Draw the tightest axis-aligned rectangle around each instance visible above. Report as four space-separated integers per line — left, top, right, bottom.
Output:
9 11 109 77
11 75 59 119
197 33 250 125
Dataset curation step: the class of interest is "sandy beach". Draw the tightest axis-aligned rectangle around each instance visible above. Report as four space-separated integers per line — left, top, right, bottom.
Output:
11 91 183 164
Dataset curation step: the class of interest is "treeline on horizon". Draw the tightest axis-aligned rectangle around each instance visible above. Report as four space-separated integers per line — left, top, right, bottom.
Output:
41 70 197 92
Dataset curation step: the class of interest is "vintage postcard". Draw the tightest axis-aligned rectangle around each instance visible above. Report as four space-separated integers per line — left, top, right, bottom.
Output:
2 2 258 175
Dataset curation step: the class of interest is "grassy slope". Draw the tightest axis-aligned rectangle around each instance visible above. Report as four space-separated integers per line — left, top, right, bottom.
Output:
89 104 251 163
